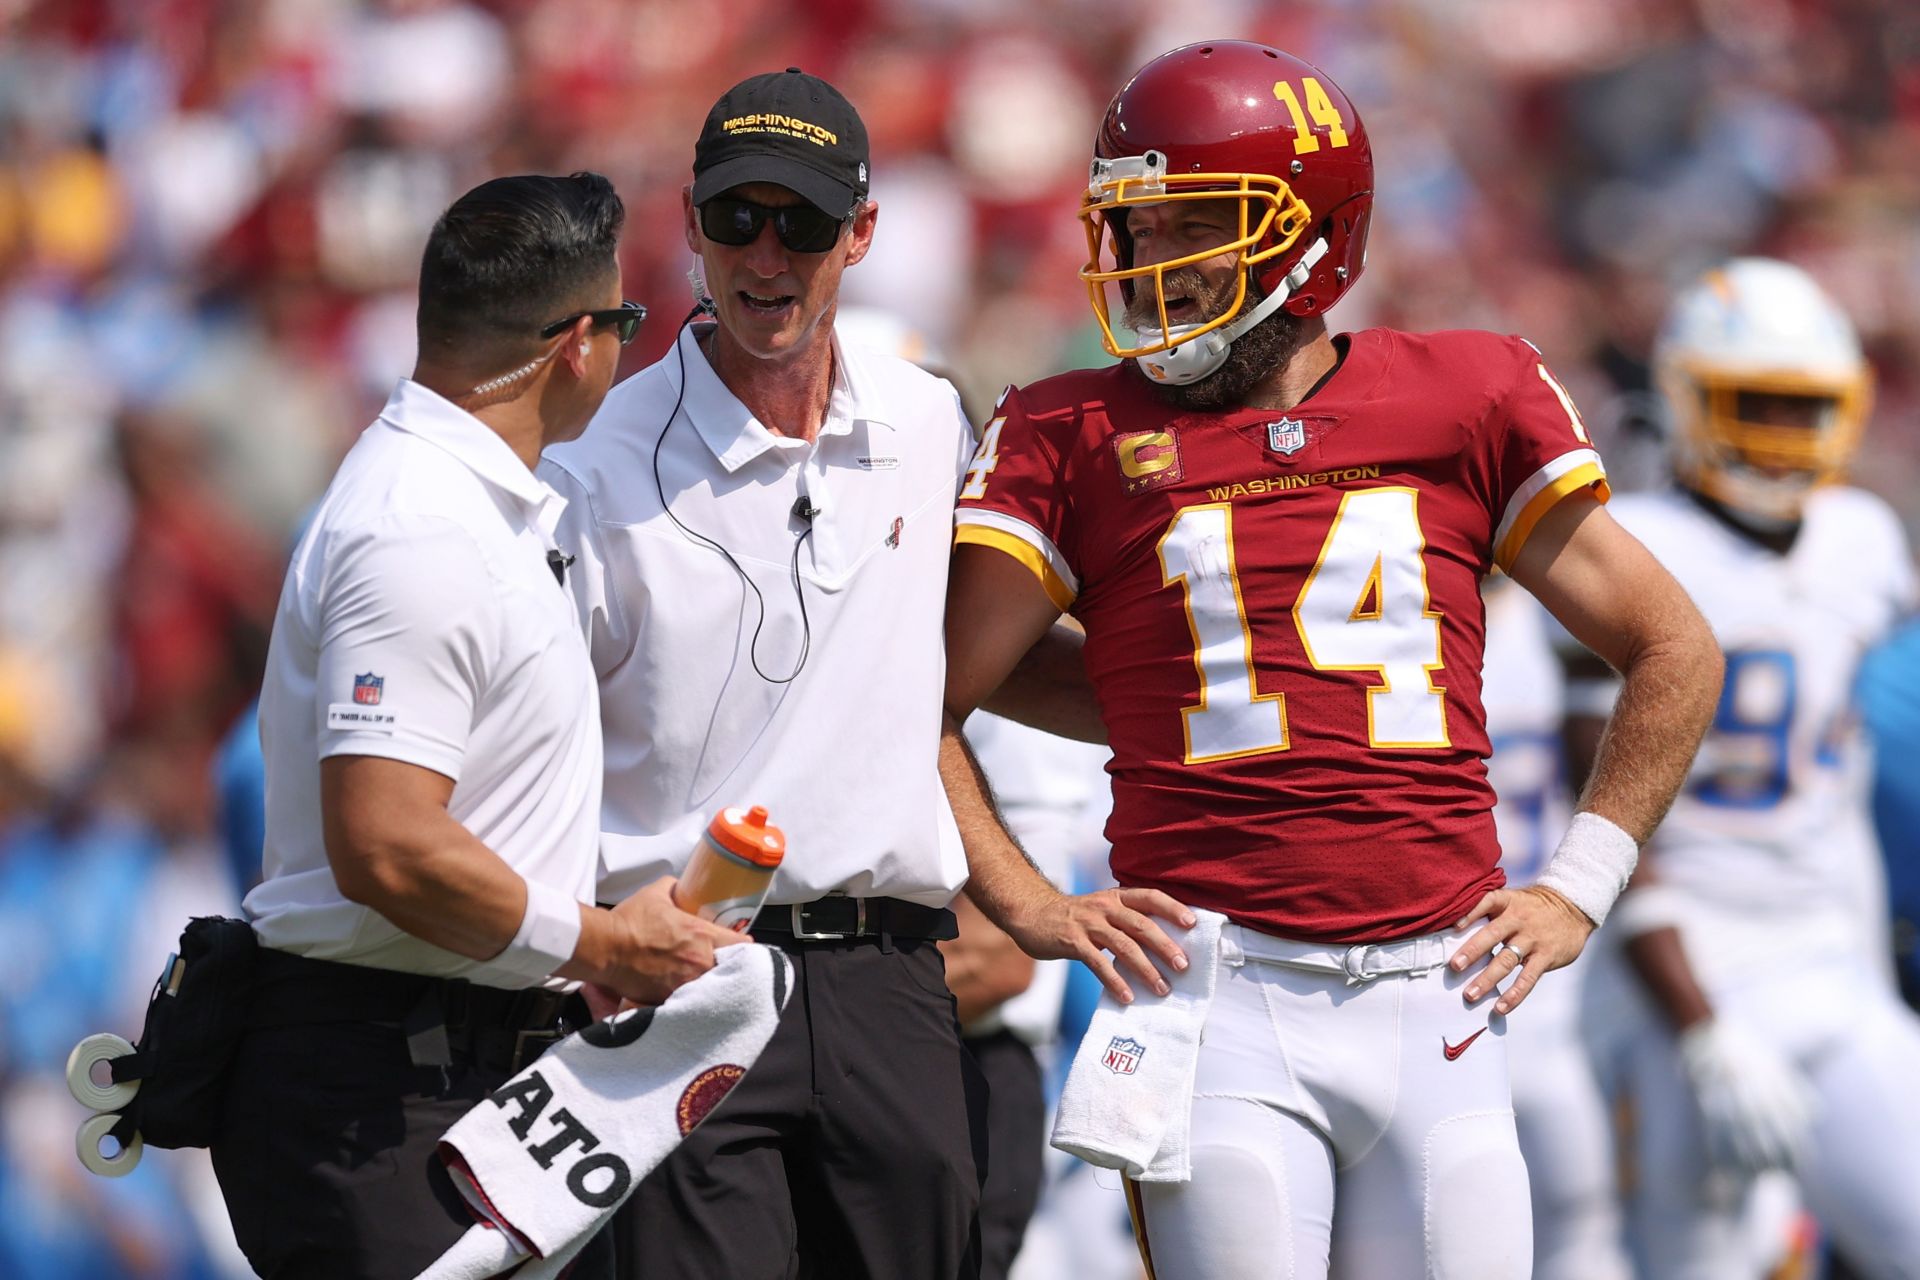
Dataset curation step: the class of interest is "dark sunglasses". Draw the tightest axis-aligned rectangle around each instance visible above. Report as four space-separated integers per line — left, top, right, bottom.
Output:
540 299 646 345
699 197 847 253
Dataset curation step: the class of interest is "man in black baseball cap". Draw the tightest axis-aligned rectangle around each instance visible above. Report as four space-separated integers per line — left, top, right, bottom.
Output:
558 67 989 1280
671 67 880 374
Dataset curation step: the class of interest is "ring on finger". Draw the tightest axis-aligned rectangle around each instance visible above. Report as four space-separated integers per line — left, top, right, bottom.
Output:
1503 943 1527 964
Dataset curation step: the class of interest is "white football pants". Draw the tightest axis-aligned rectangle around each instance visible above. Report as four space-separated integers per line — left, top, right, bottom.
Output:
1128 925 1532 1280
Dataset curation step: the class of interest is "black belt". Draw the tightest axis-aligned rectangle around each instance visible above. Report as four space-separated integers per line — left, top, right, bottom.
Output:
248 947 578 1073
750 896 957 944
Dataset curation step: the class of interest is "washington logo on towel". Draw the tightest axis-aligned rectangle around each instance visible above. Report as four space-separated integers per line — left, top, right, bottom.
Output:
1101 1035 1146 1076
353 672 384 705
677 1064 746 1135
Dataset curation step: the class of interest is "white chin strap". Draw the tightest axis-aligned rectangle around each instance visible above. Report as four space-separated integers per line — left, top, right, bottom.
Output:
1132 239 1329 387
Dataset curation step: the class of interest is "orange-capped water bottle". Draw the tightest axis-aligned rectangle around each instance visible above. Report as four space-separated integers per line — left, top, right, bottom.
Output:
672 805 785 931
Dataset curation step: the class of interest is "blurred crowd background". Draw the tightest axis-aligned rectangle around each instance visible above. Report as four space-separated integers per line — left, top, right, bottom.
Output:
1 0 1917 1275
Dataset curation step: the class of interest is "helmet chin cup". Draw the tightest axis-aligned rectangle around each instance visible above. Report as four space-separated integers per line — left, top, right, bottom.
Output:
1132 239 1328 387
1132 322 1233 386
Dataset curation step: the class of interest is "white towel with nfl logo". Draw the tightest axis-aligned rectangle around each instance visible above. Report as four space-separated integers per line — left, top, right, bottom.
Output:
414 944 792 1280
1050 909 1225 1183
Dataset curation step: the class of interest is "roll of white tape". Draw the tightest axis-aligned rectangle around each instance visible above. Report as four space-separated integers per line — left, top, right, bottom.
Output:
76 1111 143 1177
65 1033 139 1112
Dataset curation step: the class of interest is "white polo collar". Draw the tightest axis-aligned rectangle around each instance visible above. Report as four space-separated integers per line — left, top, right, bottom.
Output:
379 379 555 517
675 323 861 473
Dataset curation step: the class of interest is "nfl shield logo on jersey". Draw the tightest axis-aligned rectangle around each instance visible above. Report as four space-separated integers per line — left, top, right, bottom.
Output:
1266 417 1307 455
1102 1036 1146 1076
353 672 384 705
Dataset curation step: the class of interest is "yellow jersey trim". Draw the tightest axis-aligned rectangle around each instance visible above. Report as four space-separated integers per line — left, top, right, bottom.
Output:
954 524 1077 612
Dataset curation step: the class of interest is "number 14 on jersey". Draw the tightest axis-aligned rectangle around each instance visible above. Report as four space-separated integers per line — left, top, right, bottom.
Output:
1161 487 1450 763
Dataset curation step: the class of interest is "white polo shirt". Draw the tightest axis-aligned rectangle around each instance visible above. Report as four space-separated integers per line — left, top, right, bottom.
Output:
540 323 973 906
245 379 602 987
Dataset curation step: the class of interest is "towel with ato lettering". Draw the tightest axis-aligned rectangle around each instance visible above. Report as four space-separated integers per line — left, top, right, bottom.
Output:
1050 909 1225 1183
415 944 792 1280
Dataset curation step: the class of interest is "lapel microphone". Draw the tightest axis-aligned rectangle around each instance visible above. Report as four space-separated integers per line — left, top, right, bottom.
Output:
791 496 819 524
547 548 576 586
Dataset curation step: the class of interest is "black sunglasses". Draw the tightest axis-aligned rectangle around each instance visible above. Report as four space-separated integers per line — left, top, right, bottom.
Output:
699 196 848 254
540 299 646 345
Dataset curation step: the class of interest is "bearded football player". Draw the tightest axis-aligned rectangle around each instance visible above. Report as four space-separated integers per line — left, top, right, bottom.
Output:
935 41 1724 1278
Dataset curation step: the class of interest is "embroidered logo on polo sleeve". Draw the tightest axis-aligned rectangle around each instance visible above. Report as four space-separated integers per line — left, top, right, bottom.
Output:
353 672 385 705
327 704 397 732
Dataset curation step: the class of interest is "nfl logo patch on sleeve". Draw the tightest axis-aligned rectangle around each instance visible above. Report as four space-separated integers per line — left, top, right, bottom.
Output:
353 672 384 705
1102 1036 1145 1076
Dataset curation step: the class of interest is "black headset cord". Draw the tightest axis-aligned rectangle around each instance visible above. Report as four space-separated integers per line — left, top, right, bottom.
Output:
650 305 813 684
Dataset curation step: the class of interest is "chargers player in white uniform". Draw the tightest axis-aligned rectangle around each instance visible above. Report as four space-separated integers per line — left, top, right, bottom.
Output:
1482 574 1633 1280
1568 258 1920 1280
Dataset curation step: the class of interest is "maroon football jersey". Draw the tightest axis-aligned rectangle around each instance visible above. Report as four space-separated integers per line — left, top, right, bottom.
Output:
955 329 1608 941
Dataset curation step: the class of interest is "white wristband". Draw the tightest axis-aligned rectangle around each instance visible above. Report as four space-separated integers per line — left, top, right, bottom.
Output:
491 877 584 986
1537 811 1639 926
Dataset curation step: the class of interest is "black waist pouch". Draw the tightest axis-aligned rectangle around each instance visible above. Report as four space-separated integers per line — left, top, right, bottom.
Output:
107 915 258 1149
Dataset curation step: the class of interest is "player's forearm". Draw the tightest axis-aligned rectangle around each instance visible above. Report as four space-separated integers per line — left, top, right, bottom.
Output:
938 713 1062 932
1624 923 1714 1032
1577 615 1721 841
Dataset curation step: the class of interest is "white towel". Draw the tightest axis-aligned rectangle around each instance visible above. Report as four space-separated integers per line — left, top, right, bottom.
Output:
414 944 793 1280
1049 909 1225 1183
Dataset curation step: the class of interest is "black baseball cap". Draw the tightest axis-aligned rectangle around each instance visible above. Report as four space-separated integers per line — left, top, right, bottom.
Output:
691 68 870 216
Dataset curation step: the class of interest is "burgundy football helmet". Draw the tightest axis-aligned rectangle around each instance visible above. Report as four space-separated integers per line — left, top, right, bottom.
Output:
1081 41 1375 384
